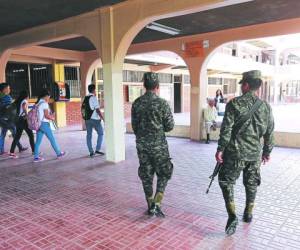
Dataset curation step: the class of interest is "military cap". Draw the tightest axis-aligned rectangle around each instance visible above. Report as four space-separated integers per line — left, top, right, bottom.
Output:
143 72 159 83
239 70 262 84
143 72 159 90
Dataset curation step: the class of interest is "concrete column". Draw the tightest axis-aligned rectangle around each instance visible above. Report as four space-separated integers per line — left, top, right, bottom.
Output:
97 8 126 163
0 50 11 82
185 57 206 141
53 63 67 127
102 62 125 162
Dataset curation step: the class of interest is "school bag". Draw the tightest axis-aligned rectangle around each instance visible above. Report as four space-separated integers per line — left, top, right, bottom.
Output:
0 102 18 125
27 104 41 131
81 96 94 120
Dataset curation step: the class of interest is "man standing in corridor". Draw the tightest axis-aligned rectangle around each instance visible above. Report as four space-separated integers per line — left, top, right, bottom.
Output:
215 70 274 235
132 72 174 218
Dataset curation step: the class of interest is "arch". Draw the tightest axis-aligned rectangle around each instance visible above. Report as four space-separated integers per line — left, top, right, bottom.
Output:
0 49 11 82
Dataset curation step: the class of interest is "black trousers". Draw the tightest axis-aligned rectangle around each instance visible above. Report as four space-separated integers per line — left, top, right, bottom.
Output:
10 118 35 153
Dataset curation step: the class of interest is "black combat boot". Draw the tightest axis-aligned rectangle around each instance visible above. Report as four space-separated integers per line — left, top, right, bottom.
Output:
206 134 210 144
243 203 254 223
225 202 238 236
153 192 165 218
146 197 155 216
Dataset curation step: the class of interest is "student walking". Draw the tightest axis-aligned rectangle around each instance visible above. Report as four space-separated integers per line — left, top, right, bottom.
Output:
81 84 105 157
9 91 35 158
33 89 65 163
0 83 27 155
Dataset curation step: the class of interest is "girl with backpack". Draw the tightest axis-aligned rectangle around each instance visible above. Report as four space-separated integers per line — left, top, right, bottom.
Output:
9 91 35 158
33 89 65 163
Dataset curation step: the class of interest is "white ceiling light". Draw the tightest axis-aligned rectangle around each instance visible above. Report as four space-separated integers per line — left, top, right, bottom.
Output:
146 22 181 36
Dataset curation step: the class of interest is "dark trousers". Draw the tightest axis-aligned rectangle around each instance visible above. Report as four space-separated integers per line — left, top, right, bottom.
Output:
10 118 35 153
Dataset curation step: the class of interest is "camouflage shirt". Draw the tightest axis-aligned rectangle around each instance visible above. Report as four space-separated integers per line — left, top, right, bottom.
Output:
131 91 174 143
217 91 274 161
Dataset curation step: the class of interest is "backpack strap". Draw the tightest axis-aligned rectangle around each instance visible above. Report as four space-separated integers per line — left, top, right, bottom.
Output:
231 98 263 140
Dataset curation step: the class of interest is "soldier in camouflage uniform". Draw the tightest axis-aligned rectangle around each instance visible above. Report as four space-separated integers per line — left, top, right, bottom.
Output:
215 70 274 235
131 72 174 218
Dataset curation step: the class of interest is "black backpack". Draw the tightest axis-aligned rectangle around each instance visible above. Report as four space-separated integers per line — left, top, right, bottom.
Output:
0 102 18 125
81 96 94 120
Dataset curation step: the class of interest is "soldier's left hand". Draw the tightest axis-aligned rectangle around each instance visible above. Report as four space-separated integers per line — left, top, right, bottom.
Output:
262 155 270 165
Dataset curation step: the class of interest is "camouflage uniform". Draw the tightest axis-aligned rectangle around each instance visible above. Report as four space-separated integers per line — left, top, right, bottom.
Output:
217 70 274 232
132 90 174 210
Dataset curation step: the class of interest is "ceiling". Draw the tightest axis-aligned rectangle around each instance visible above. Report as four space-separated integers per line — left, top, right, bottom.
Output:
0 0 125 37
40 0 300 51
3 0 300 52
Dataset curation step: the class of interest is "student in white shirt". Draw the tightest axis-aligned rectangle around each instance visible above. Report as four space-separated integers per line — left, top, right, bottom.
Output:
33 89 65 163
84 84 105 157
9 90 35 158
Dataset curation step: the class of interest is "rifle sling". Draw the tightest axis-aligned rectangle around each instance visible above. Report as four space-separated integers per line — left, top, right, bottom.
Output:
231 98 263 140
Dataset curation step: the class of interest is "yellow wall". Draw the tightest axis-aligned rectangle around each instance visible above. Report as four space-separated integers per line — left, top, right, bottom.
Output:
53 63 67 128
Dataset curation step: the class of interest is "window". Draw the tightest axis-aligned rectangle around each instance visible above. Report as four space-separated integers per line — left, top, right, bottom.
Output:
208 77 222 85
65 67 81 98
6 63 53 98
223 78 237 94
97 68 103 80
5 63 30 98
128 85 143 103
30 64 53 98
123 70 144 82
158 73 172 83
183 75 190 84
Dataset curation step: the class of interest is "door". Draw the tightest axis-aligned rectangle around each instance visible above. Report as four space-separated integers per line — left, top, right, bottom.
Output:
174 83 181 113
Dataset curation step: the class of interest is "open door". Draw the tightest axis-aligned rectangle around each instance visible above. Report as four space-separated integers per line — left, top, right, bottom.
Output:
174 75 182 113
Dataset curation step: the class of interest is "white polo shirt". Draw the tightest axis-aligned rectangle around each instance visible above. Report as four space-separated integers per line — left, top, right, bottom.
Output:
88 94 101 120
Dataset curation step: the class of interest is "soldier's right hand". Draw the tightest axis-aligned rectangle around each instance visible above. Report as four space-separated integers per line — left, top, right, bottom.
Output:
215 151 224 163
262 155 270 165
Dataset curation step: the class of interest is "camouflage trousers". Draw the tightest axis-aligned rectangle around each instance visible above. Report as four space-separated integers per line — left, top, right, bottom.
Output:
218 157 261 205
137 142 173 202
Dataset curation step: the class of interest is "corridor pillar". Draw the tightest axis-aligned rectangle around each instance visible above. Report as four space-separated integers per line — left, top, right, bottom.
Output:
102 63 125 162
185 57 206 141
0 50 11 82
53 63 67 127
97 8 126 163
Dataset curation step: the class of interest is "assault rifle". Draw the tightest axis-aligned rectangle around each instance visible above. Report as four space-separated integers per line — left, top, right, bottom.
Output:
206 162 222 194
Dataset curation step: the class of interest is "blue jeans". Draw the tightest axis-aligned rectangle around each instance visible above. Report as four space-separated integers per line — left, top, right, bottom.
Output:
86 119 103 153
0 124 23 153
34 122 61 158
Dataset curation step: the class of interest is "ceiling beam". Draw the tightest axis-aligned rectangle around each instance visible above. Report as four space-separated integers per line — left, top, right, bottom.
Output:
12 46 86 62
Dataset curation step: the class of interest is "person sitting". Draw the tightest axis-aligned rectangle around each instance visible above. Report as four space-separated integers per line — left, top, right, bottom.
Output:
0 83 27 155
204 98 217 144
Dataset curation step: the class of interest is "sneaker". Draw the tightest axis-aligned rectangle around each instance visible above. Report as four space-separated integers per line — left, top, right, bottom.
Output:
9 153 19 159
33 157 44 163
95 151 105 156
89 152 95 158
19 147 28 153
57 152 66 159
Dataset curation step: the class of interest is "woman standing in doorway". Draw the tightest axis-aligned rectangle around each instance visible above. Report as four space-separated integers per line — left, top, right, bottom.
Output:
215 89 224 106
33 89 65 163
9 90 35 158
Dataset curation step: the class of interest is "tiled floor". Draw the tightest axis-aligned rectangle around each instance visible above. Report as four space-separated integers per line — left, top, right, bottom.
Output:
1 129 300 249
